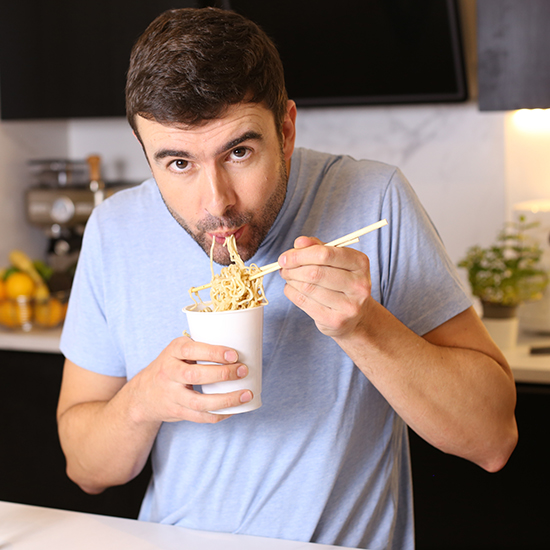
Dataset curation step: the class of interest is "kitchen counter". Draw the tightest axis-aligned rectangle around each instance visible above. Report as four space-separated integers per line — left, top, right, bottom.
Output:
505 332 550 383
1 326 550 384
0 501 353 550
0 327 62 353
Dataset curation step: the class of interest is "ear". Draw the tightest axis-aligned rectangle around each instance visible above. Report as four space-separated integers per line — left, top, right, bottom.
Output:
281 100 297 162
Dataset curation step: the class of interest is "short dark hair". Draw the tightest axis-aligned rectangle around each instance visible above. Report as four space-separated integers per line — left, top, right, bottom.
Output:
126 7 288 138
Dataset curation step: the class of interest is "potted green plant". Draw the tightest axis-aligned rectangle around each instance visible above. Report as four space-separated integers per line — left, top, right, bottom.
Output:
458 216 548 347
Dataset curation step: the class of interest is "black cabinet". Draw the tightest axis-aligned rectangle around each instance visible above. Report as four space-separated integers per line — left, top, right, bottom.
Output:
0 0 200 120
0 349 150 518
477 0 550 111
410 383 550 550
0 1 467 120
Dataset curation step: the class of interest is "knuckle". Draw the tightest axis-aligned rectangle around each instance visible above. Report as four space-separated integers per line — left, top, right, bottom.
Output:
319 245 333 263
181 365 200 385
222 394 236 409
187 393 204 411
308 265 323 283
359 254 370 271
294 291 308 308
176 338 193 360
303 282 317 296
287 249 299 266
218 365 231 382
350 274 371 297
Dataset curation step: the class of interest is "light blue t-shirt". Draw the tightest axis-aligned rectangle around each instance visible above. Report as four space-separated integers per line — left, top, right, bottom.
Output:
60 148 471 550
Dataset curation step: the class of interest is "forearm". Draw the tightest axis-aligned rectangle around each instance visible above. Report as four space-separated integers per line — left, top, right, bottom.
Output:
58 381 160 494
57 339 248 494
335 300 518 472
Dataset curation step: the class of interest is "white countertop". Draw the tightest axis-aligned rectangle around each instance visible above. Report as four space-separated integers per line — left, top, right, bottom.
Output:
504 332 550 384
0 501 353 550
1 325 550 384
0 326 62 353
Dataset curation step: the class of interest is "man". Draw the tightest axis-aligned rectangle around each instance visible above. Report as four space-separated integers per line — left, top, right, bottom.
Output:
57 7 517 550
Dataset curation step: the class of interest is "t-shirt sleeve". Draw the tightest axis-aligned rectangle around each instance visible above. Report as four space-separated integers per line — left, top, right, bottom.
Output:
59 210 126 377
378 168 471 336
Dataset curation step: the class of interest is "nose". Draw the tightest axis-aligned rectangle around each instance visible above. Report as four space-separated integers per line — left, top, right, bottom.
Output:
201 165 236 218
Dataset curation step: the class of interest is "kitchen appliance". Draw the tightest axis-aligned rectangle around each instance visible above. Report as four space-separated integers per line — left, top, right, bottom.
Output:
25 156 136 272
514 200 550 333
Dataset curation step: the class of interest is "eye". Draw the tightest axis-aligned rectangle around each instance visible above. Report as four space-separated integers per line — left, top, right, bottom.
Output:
169 159 190 172
229 147 251 161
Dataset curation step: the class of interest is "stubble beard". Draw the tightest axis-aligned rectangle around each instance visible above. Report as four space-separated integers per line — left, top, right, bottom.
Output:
162 152 288 266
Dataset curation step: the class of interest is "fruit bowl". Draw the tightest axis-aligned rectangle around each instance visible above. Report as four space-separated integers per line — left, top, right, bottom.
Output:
0 291 69 331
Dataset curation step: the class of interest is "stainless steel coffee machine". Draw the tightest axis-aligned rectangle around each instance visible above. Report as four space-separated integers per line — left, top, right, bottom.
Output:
25 156 135 272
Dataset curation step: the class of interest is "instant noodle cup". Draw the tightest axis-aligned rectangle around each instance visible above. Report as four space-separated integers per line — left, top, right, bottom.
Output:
184 302 264 414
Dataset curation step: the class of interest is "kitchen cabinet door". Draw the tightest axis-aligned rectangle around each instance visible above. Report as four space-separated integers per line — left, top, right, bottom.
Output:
0 349 150 518
0 0 201 120
410 383 550 550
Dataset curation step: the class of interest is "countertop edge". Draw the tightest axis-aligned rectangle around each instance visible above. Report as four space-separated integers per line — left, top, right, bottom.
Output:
1 328 550 385
0 328 62 354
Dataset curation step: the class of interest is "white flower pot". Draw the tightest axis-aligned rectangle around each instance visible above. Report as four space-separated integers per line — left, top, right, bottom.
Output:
482 316 519 350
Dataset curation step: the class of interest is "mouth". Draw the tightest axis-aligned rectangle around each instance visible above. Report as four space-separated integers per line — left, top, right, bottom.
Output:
207 225 246 245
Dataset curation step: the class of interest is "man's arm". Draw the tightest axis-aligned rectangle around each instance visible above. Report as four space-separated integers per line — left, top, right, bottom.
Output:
57 337 252 494
278 237 518 472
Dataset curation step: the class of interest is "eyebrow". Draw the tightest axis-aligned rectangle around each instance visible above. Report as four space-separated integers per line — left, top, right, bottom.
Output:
219 131 263 155
153 130 264 163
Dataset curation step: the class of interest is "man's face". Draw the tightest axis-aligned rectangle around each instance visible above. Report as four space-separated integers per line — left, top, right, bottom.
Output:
135 101 296 265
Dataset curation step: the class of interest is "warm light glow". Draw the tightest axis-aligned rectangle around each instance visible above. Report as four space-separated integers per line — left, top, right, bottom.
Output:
512 109 550 133
514 199 550 213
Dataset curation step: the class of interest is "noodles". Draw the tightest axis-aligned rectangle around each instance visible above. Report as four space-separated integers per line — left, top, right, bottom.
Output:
189 235 267 312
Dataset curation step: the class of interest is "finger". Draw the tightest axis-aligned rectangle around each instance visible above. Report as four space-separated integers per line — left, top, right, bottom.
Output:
172 337 239 364
283 283 363 337
185 388 254 415
281 258 371 299
293 235 323 248
176 361 249 386
280 263 357 294
279 242 367 272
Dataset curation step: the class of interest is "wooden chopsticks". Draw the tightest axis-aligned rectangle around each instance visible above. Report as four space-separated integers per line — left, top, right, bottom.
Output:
189 218 388 293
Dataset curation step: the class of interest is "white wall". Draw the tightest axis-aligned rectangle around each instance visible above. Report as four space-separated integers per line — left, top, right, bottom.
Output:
66 118 150 183
0 119 68 264
295 102 507 265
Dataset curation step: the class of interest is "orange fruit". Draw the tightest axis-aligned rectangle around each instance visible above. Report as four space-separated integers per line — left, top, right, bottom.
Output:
5 272 35 299
0 299 32 328
0 279 6 301
35 298 65 327
0 301 17 327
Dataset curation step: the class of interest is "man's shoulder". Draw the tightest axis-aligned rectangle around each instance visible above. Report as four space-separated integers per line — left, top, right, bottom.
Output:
89 177 163 228
100 177 158 212
296 147 400 184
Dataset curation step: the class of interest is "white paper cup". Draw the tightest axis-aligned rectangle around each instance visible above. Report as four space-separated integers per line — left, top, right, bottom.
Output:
183 302 264 414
